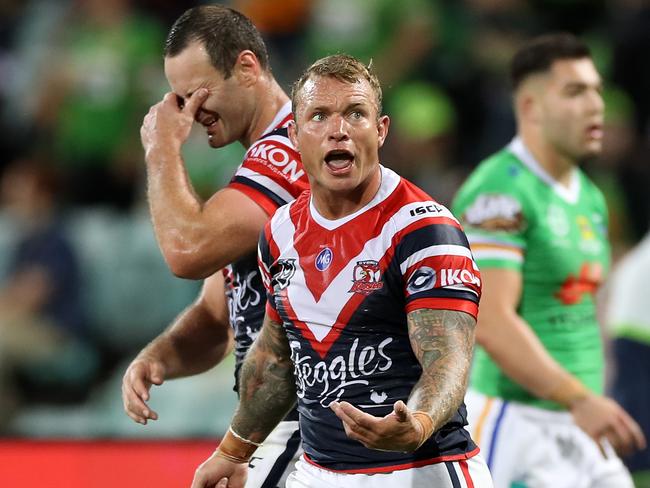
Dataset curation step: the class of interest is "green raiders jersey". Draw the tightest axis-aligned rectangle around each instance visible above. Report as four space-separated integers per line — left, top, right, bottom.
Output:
452 137 611 410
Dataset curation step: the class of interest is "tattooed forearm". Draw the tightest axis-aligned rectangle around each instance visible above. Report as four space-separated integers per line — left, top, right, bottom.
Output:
407 309 476 430
231 316 296 443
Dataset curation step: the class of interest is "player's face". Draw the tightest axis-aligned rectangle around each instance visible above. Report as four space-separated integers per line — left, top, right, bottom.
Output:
164 42 254 148
290 75 389 200
538 58 604 162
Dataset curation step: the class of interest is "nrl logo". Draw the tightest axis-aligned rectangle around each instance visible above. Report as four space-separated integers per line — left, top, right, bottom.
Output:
271 259 296 290
349 260 383 295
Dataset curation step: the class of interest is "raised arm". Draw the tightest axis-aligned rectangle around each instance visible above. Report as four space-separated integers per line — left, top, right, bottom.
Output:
141 91 269 278
478 267 645 456
122 272 233 424
190 314 296 488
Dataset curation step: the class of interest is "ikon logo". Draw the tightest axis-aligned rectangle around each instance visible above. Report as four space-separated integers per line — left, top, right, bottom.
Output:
440 268 481 287
248 143 305 183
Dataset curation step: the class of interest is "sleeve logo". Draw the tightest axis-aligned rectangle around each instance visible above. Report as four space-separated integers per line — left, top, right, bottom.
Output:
406 267 437 294
463 194 524 232
271 259 296 290
349 260 383 295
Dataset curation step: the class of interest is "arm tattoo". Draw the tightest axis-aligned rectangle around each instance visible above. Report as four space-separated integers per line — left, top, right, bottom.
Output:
231 316 296 443
407 309 476 431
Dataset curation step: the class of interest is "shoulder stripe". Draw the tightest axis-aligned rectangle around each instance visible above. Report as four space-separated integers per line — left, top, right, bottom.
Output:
232 171 294 207
399 245 473 275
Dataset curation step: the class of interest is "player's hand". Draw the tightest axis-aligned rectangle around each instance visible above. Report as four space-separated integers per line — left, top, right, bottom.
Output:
141 89 209 159
330 400 426 452
190 451 248 488
121 355 166 425
570 393 646 457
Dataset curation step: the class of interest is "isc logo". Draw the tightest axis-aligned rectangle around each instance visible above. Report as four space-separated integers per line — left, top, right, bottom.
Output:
409 203 443 217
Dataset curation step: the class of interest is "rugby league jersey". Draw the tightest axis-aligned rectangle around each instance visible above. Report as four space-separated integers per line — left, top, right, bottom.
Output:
258 165 481 472
452 137 611 409
223 101 309 391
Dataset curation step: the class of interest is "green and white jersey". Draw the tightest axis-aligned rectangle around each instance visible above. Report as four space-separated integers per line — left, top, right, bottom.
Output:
452 137 611 410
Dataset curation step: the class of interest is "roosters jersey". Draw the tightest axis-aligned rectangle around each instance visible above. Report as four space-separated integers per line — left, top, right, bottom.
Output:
258 165 481 473
223 102 309 390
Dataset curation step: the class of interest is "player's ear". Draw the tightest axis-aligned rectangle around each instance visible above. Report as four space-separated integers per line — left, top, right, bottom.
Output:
234 50 259 87
288 120 299 149
377 115 390 148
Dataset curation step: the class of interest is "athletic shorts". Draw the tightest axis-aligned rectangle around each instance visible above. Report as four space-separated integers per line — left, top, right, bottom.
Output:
285 452 493 488
464 389 633 488
247 420 302 488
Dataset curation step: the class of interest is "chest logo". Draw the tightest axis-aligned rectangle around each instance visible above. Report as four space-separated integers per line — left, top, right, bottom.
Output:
315 248 333 271
349 260 383 295
271 259 296 290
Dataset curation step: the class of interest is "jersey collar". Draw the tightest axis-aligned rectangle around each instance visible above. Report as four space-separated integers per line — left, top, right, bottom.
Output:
309 165 401 230
508 136 581 204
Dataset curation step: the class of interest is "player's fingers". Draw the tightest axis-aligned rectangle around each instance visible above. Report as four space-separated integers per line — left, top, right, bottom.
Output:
620 411 647 450
392 400 409 422
216 478 229 488
149 362 165 386
337 401 375 429
184 88 209 116
162 91 180 108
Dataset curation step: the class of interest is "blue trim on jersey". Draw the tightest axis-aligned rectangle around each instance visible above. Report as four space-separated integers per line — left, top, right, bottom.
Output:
259 425 301 488
487 401 508 471
445 461 462 487
231 175 288 209
398 224 471 258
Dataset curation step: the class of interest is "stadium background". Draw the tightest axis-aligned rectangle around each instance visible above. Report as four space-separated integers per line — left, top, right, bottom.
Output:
0 0 648 486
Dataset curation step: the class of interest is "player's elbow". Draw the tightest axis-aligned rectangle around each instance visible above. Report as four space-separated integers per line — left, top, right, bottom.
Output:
163 248 214 280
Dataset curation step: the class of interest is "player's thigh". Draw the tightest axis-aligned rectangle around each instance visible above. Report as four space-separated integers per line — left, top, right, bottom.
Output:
464 390 560 488
246 420 301 488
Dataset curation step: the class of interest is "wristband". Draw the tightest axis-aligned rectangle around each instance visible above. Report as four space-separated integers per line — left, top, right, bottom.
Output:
214 427 262 463
547 376 590 408
412 411 435 449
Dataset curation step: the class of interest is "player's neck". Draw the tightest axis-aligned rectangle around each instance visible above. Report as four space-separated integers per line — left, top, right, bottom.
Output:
242 77 290 148
312 167 382 220
520 129 575 189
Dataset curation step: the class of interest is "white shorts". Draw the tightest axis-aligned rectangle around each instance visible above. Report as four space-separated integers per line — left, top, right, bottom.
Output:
247 420 302 488
285 453 493 488
464 389 634 488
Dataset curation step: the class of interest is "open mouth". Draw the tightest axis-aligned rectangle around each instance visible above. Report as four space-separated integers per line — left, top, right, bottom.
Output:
586 123 603 140
324 149 354 173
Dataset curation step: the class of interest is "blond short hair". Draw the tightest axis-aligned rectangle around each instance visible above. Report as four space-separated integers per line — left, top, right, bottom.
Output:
291 54 383 116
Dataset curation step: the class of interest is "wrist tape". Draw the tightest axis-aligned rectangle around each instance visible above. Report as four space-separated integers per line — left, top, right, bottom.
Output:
548 376 590 408
412 411 435 449
214 427 262 463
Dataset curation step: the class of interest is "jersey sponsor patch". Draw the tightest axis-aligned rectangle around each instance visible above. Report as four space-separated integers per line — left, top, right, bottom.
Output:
247 141 305 183
463 194 524 232
349 260 383 295
406 267 437 294
315 248 333 271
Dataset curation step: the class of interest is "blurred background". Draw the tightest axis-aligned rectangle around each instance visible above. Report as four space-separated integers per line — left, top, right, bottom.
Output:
0 0 648 484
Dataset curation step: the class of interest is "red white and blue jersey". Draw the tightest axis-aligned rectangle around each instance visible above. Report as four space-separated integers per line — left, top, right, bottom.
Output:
258 165 481 473
223 102 309 391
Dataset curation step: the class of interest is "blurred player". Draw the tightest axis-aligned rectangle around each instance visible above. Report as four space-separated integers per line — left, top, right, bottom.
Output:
190 54 493 488
121 5 309 487
452 32 646 487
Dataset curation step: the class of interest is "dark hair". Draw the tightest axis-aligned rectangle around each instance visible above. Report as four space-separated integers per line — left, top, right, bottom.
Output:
510 32 592 90
164 5 269 78
291 54 382 116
